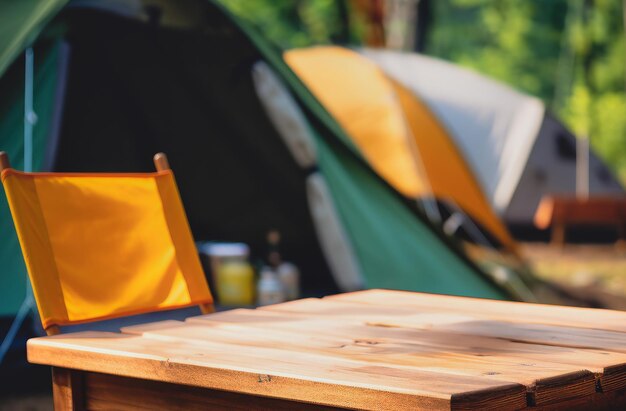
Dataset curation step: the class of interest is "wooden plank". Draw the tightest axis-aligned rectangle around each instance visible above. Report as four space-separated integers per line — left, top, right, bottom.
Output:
534 197 555 229
129 318 587 389
34 291 626 409
191 307 625 363
0 151 11 171
373 319 626 393
189 313 610 405
261 297 626 354
127 319 597 406
371 317 626 354
325 289 626 332
255 298 626 393
189 309 626 393
525 386 626 410
535 195 626 231
52 367 85 411
84 371 342 410
28 332 526 410
573 387 626 411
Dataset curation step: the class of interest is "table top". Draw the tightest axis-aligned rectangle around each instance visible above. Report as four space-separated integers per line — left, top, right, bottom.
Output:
534 195 626 228
27 289 626 410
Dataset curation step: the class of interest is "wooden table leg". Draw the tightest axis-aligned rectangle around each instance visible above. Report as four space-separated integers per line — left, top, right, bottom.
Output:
552 220 565 246
52 367 85 411
616 219 626 250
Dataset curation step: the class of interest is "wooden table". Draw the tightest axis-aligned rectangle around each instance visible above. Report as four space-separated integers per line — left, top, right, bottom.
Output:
534 195 626 245
28 289 626 410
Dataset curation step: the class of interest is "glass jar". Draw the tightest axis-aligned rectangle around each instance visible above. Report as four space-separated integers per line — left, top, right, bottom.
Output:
204 243 255 306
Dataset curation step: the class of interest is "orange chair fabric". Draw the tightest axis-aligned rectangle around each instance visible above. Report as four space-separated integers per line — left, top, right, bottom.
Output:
285 46 517 252
1 169 212 329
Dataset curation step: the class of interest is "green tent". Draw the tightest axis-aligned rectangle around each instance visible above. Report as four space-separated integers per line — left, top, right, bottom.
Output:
0 0 517 320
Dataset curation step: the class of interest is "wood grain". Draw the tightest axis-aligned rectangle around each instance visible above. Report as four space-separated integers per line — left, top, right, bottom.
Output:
525 386 626 410
47 325 61 336
84 371 342 411
184 313 598 405
533 195 626 245
0 151 10 171
153 152 170 171
260 298 626 352
29 289 626 410
52 367 85 410
325 289 626 332
28 332 526 410
191 308 626 386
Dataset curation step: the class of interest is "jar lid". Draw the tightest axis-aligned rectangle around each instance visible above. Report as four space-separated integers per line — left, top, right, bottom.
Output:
260 266 278 281
198 242 249 257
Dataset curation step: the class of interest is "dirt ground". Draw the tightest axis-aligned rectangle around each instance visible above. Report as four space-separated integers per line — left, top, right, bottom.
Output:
0 394 52 411
522 243 626 299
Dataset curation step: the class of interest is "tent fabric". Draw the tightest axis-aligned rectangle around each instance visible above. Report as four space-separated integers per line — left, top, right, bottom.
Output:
285 46 517 252
0 39 62 316
315 126 506 298
389 79 517 251
1 168 213 329
230 13 510 297
359 48 546 213
0 0 68 78
0 0 511 307
285 47 423 197
506 113 625 223
252 61 317 169
271 45 509 298
42 40 71 170
57 6 505 300
49 7 340 296
306 173 364 291
252 60 363 290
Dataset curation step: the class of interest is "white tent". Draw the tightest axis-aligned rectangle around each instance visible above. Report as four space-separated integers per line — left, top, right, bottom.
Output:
361 48 624 224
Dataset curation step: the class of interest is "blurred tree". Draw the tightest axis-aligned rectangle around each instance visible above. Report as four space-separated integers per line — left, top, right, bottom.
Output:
427 0 626 183
217 0 365 48
414 0 431 52
219 0 626 182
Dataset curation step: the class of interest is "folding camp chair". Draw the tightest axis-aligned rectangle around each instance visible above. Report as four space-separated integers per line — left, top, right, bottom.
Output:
0 152 213 335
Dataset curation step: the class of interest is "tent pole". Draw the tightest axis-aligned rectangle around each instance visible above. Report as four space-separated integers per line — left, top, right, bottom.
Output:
576 135 590 199
23 46 38 322
444 200 494 249
442 199 537 302
575 0 590 201
0 48 38 365
393 94 441 223
0 295 35 364
622 0 626 96
24 48 37 172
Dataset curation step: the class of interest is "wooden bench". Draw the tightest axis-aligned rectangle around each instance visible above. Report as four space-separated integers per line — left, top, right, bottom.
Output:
534 195 626 245
28 289 626 410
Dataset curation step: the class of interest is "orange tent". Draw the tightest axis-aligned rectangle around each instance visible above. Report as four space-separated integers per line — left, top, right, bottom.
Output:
285 46 517 252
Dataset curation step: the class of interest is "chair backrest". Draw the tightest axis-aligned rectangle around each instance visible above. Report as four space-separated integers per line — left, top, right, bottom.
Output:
1 152 213 335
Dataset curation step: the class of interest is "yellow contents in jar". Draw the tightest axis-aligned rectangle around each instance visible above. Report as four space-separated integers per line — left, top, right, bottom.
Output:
216 259 255 306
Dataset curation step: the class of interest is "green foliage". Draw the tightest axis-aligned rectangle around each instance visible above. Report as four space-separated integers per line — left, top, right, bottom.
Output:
427 0 626 183
217 0 365 48
593 92 626 181
218 0 626 183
